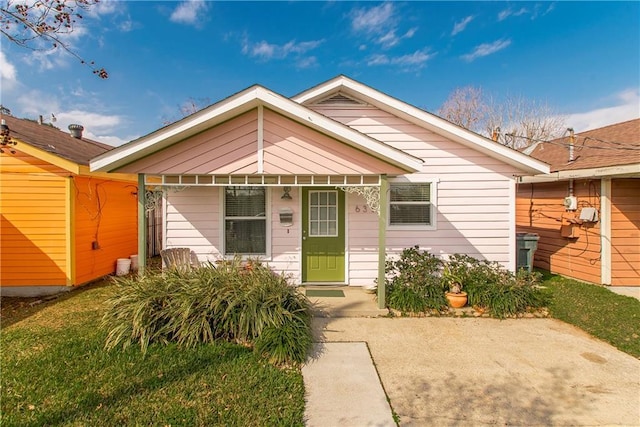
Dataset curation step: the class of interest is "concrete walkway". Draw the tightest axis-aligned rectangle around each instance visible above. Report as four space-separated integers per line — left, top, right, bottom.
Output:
302 342 395 427
608 286 640 301
310 317 640 426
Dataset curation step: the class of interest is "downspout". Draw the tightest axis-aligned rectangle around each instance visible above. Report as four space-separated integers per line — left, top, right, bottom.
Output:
65 176 76 286
600 179 612 285
568 128 575 199
377 174 388 309
137 174 147 274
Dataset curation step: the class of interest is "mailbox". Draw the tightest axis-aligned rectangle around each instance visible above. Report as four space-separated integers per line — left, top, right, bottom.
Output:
279 207 293 226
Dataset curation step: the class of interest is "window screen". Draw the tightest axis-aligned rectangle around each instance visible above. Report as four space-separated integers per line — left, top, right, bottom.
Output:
389 183 432 226
225 187 266 254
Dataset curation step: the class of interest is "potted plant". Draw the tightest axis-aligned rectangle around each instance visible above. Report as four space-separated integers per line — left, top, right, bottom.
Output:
443 265 468 308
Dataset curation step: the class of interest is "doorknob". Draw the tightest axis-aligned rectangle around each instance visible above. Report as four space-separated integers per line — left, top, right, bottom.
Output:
302 237 306 240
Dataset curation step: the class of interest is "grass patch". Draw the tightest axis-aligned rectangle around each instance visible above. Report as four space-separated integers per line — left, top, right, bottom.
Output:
0 282 305 426
540 272 640 358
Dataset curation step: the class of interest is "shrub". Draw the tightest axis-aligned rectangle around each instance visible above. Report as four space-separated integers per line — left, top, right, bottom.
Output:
102 259 312 366
383 246 448 311
382 248 548 317
446 255 547 318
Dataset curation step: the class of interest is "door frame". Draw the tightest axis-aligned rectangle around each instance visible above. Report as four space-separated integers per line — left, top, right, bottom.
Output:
301 187 346 284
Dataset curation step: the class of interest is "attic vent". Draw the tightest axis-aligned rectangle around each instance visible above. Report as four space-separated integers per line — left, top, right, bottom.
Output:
315 93 365 106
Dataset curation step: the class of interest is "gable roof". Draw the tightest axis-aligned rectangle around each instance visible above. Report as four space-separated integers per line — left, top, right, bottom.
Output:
91 85 423 173
293 75 549 175
1 114 112 165
527 118 640 172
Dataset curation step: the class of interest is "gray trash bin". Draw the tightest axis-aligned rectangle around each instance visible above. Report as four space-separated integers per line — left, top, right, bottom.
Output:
516 233 539 273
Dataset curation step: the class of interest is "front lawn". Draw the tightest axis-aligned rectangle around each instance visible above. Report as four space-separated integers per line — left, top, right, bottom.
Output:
0 282 305 426
540 272 640 358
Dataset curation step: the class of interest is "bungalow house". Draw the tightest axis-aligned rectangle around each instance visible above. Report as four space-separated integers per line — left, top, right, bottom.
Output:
517 118 640 286
90 76 549 308
0 114 139 296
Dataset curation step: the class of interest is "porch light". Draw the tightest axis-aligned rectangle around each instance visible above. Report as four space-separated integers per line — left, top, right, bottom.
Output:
281 186 292 200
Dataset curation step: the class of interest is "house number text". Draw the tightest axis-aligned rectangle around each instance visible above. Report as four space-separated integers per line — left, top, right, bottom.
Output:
354 205 373 213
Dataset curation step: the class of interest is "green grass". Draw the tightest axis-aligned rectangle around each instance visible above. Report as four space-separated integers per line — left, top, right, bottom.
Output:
540 272 640 358
0 282 305 426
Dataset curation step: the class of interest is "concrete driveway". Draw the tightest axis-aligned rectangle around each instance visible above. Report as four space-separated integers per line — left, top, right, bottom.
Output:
312 317 640 426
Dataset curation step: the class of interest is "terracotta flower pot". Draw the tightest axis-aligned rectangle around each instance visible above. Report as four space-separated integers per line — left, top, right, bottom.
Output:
446 291 468 308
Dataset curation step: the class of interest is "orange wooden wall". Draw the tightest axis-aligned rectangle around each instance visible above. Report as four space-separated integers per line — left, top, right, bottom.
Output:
516 179 602 284
1 150 69 286
73 177 138 284
1 148 139 288
611 179 640 286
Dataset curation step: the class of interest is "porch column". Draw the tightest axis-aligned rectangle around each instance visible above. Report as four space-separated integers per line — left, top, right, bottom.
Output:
137 174 147 274
377 174 388 309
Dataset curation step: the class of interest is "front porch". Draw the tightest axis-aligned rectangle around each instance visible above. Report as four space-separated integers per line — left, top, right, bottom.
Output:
302 286 389 318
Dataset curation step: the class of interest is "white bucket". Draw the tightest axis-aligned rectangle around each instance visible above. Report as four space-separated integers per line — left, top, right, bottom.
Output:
130 255 139 271
116 258 131 276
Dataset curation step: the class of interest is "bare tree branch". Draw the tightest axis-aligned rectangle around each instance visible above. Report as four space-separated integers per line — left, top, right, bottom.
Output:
0 0 108 78
439 86 566 149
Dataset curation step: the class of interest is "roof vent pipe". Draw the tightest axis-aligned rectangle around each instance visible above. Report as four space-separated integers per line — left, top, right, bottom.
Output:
68 124 84 139
568 127 575 162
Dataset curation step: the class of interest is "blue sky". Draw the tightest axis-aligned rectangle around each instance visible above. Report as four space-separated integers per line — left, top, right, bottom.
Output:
1 1 638 146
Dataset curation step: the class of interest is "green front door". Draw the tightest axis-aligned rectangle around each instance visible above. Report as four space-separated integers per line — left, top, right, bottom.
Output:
302 188 345 282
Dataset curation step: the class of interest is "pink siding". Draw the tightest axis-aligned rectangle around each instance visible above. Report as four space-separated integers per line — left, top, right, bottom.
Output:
165 186 303 282
262 109 405 175
312 104 522 285
118 108 406 176
162 102 528 288
165 187 221 259
118 110 259 174
269 187 301 281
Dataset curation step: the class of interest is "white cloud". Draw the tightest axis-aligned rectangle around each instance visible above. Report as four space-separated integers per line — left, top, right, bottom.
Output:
565 88 640 132
498 7 528 21
351 2 395 34
296 56 319 69
170 1 208 26
498 4 553 22
350 3 416 50
0 51 18 91
452 16 474 36
14 89 130 146
461 39 511 62
367 49 436 69
367 54 390 66
243 38 324 61
377 27 417 49
57 111 132 146
118 18 135 32
83 131 132 147
86 0 121 17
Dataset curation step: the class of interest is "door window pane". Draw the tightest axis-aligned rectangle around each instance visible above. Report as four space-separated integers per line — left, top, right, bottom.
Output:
309 190 338 237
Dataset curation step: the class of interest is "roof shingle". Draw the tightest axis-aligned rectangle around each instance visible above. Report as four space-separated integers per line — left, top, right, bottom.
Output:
528 118 640 172
1 114 113 165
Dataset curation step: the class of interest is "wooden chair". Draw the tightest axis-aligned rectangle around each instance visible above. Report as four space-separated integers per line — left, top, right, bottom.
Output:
160 248 201 270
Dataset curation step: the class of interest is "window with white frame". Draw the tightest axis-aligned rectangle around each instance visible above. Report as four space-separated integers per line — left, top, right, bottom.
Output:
224 186 266 254
389 183 433 227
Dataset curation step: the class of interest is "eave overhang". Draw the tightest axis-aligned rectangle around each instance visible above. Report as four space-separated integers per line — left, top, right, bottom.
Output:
90 86 423 174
